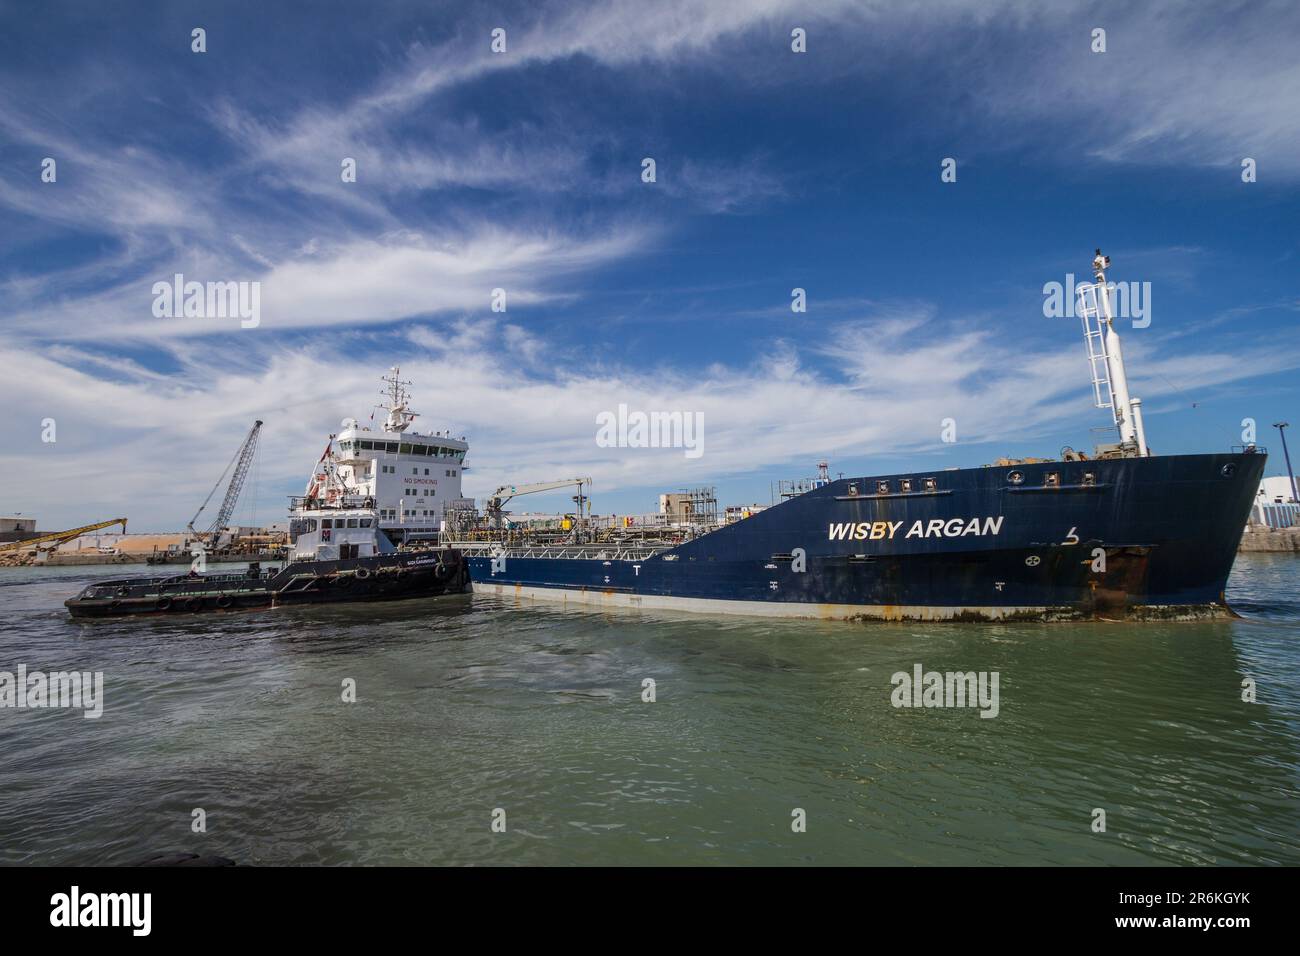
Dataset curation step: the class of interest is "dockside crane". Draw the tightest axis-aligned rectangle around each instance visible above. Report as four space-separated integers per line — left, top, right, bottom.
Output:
0 517 127 554
485 477 592 530
186 420 263 547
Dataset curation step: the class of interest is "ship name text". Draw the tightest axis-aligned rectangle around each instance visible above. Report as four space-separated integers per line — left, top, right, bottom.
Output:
828 516 1004 541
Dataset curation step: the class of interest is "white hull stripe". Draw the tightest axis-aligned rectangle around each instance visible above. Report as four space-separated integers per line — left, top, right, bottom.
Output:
470 582 1228 622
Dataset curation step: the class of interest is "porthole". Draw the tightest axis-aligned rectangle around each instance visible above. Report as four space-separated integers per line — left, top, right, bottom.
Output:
1008 470 1024 485
1221 463 1238 478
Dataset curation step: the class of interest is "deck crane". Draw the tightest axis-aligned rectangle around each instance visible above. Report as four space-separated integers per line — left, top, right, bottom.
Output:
185 420 263 547
485 477 592 531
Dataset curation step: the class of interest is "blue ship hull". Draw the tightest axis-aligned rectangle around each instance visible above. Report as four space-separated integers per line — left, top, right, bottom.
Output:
466 452 1265 621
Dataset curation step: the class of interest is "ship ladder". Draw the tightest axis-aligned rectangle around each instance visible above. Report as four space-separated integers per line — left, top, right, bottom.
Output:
1076 282 1118 425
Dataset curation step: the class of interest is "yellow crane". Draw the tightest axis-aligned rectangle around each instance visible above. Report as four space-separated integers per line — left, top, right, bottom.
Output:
0 518 127 553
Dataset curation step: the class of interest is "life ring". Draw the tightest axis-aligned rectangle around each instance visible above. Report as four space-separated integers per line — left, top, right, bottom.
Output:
157 596 173 611
354 567 372 580
216 594 233 608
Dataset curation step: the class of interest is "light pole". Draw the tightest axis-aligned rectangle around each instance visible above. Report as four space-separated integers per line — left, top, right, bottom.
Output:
1274 422 1298 503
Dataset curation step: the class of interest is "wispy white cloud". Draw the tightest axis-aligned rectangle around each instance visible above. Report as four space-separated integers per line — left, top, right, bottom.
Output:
1 0 1296 531
5 304 1297 530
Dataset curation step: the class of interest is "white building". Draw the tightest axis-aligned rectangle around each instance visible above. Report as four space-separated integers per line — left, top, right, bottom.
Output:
1250 475 1300 529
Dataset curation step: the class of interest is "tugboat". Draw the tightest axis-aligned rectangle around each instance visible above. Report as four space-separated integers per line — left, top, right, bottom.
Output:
66 369 472 618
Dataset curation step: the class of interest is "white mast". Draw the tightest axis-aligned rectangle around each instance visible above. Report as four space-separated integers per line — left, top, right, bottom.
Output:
1076 250 1148 456
377 366 418 434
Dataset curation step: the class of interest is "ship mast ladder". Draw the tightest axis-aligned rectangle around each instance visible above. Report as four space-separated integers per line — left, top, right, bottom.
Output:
1076 282 1118 426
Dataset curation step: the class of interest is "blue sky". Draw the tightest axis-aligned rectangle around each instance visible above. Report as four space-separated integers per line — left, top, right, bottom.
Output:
2 0 1298 530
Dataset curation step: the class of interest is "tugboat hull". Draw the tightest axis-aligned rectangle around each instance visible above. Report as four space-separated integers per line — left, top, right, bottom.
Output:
65 550 468 619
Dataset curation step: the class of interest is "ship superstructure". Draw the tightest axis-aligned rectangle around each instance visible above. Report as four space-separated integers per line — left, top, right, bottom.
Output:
287 368 475 560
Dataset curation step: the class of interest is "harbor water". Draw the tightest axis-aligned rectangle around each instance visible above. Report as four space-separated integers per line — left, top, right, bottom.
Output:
1 554 1297 866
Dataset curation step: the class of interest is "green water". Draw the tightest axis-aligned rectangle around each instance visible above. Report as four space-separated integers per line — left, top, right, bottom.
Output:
1 554 1297 865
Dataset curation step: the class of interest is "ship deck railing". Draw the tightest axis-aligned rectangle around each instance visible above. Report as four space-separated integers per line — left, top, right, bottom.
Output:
80 569 280 597
445 542 669 561
287 495 377 511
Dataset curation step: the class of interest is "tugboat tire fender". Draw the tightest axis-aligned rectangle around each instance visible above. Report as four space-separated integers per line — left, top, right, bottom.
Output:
216 594 234 608
354 567 372 580
157 596 173 611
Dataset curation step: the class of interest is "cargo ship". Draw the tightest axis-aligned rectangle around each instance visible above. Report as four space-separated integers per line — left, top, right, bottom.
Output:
453 251 1265 621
